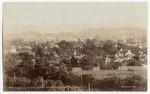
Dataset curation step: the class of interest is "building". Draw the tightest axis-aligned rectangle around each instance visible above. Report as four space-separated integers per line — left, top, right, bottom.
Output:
114 49 124 63
125 49 135 60
139 51 147 63
114 58 124 63
29 52 36 57
9 46 17 54
17 60 22 65
18 46 32 53
115 49 124 59
53 52 60 58
72 67 82 73
31 59 36 68
105 56 110 64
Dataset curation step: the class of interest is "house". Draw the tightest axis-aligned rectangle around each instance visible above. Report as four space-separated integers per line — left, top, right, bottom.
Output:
17 60 22 65
72 67 82 73
53 52 60 58
99 41 105 47
9 46 17 54
114 58 123 63
49 59 60 65
70 56 80 67
93 38 100 47
43 46 48 55
115 49 124 59
31 59 36 68
125 50 135 60
69 51 84 67
114 49 124 63
29 52 36 57
105 56 110 64
74 50 77 56
139 51 147 63
18 46 32 53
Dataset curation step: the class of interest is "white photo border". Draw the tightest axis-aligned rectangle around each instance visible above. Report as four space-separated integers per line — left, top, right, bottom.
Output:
0 0 149 94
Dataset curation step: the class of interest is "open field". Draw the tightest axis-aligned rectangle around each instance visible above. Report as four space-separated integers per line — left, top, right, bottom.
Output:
73 66 147 79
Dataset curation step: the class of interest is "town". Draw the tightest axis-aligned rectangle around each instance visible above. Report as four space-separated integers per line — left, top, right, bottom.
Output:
3 36 147 91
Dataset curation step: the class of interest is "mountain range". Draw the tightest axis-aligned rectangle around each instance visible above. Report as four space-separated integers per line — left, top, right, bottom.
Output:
3 25 147 41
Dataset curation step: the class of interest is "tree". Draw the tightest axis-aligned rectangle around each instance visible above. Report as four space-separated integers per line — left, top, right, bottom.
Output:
123 75 146 91
103 40 118 55
81 38 98 56
112 62 120 70
126 38 136 45
127 59 141 66
58 40 74 57
82 74 94 88
58 40 73 49
36 45 45 57
44 80 55 87
61 73 80 86
55 80 64 87
4 53 18 77
60 58 70 67
98 76 122 91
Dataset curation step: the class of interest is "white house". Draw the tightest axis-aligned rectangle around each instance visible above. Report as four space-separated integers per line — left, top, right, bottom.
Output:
72 68 82 73
125 50 135 60
114 58 123 63
18 46 32 53
9 46 17 54
139 51 146 63
115 49 124 59
105 56 110 64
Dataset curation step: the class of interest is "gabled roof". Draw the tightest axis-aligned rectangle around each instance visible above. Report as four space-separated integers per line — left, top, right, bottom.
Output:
125 50 135 56
114 58 123 63
54 53 59 58
74 55 84 60
118 49 124 53
9 47 17 53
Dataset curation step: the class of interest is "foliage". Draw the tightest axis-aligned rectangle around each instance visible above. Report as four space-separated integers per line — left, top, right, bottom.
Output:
4 37 147 91
127 59 141 66
80 56 96 70
91 75 147 91
103 40 118 55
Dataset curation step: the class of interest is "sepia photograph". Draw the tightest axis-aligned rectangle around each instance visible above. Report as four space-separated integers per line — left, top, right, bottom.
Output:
2 2 148 91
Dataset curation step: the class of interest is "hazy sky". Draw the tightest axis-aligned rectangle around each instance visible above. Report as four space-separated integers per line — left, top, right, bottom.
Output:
3 2 147 29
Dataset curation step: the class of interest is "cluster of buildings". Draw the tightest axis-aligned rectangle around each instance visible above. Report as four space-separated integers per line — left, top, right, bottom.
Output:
7 37 147 73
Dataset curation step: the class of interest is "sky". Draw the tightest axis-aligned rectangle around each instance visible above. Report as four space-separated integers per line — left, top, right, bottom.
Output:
3 2 148 33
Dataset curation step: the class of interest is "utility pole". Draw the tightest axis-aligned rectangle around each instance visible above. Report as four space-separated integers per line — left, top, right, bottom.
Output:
14 72 16 82
27 79 30 91
41 76 44 88
13 72 16 90
81 75 82 89
67 86 70 91
14 72 16 85
88 83 90 91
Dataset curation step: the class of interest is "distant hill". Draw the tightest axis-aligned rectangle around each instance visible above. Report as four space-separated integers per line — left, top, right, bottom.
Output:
3 26 147 41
